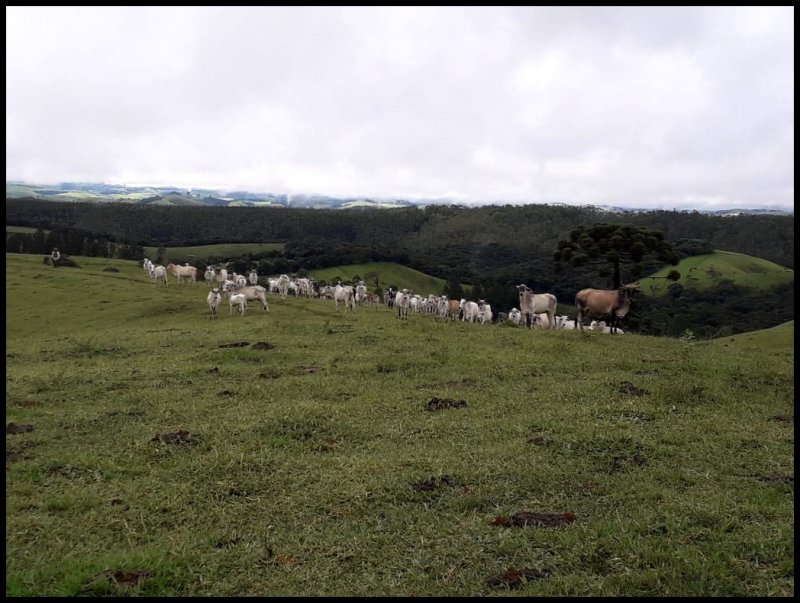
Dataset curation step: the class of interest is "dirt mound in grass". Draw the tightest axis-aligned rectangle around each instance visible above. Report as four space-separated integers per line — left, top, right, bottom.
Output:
150 430 197 445
486 567 551 588
425 397 468 411
491 511 576 528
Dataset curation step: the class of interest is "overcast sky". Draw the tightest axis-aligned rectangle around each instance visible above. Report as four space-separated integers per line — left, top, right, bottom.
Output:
6 6 794 209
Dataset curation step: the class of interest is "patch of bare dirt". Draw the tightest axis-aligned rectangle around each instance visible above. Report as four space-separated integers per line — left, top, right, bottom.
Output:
251 342 275 350
106 409 145 418
6 422 34 434
218 342 250 348
8 399 38 407
769 415 793 423
486 567 551 588
218 390 237 397
753 474 793 484
492 511 576 528
619 411 654 422
150 430 197 445
617 381 649 396
259 370 282 379
81 569 153 591
411 475 458 492
425 397 468 411
527 436 555 446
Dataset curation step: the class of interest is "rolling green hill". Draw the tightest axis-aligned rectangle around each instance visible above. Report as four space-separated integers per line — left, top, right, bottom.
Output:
309 261 470 295
639 250 793 296
143 242 285 264
705 320 794 352
5 251 793 596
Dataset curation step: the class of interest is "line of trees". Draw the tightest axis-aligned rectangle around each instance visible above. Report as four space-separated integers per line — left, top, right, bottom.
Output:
5 227 145 261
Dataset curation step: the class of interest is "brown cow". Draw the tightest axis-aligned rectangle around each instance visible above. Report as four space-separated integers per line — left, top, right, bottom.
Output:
574 283 643 333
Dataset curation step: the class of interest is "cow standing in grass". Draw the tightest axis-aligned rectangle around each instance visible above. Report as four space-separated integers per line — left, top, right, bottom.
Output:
517 284 557 330
575 283 643 334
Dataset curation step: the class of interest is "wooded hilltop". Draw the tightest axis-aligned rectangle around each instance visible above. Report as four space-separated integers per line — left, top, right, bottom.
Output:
6 199 794 339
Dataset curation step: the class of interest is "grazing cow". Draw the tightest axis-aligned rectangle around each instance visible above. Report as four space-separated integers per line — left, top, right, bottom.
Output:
575 283 642 334
215 268 228 288
461 300 480 323
446 298 461 322
477 300 493 324
394 289 410 319
152 265 168 287
229 285 270 311
333 283 356 312
229 293 248 317
207 288 222 319
517 284 557 329
355 281 367 304
167 263 197 285
278 274 291 299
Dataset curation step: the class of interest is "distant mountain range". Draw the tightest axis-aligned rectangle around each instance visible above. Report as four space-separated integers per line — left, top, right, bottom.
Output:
5 181 793 216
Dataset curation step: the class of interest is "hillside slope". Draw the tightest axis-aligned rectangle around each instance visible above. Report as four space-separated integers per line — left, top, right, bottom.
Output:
639 250 794 296
5 252 794 596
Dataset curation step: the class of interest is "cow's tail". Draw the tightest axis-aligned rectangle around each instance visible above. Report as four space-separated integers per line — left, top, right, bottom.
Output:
574 294 582 330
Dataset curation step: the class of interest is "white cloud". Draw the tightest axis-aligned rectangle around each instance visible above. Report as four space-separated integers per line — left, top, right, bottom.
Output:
6 6 794 209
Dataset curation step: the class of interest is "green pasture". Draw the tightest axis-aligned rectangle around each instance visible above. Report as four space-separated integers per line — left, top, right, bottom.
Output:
310 261 470 296
6 226 46 234
5 253 794 596
705 320 794 352
143 243 285 264
639 250 793 296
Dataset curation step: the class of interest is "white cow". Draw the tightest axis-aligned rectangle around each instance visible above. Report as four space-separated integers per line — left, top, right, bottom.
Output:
248 270 258 286
229 285 269 311
355 281 367 304
461 300 480 323
229 293 248 317
152 265 168 287
394 289 410 319
204 267 216 287
333 283 356 312
278 274 291 300
167 263 197 285
207 288 222 319
477 300 493 325
517 284 557 330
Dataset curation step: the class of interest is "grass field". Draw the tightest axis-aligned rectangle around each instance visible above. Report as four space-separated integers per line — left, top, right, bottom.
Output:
6 226 46 234
143 243 285 264
310 262 470 296
5 253 794 596
639 250 794 296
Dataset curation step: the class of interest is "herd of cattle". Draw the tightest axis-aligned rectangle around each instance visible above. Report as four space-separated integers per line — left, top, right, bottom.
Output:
141 259 642 333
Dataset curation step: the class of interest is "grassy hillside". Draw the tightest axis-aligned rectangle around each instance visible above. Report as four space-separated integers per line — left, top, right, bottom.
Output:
309 262 467 295
143 243 285 264
6 252 793 596
6 226 46 234
639 250 794 297
705 320 794 352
